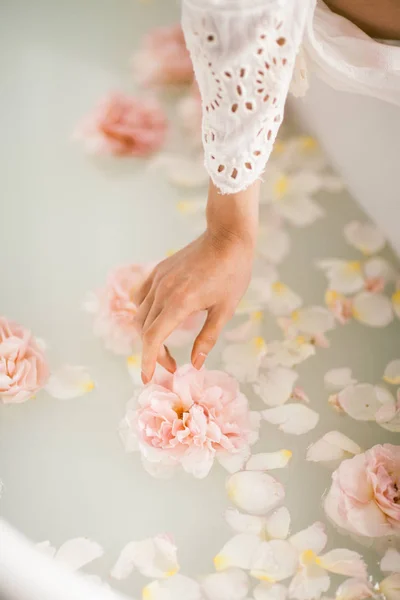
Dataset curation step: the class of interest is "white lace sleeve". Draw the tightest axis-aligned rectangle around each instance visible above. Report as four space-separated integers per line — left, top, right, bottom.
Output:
182 0 311 194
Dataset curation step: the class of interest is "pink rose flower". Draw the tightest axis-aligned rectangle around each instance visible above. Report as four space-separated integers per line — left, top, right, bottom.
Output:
132 24 193 87
85 264 204 355
129 365 253 478
74 93 167 157
85 264 150 355
0 317 49 404
325 443 400 538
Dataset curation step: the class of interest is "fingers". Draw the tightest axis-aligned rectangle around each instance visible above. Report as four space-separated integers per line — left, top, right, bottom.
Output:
134 270 156 306
157 345 177 375
141 307 187 383
191 308 229 370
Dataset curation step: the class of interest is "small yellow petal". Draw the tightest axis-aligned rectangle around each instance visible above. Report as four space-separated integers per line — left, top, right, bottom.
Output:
295 335 307 345
345 261 362 273
281 449 293 460
165 568 178 577
351 306 361 320
82 381 95 393
251 571 277 583
383 375 400 385
291 310 300 322
251 310 264 322
273 175 289 200
166 248 177 257
392 290 400 305
300 136 318 151
300 549 318 565
253 337 267 352
176 201 191 214
272 140 285 155
271 281 286 294
127 354 140 367
325 289 340 305
226 481 236 501
142 586 152 600
214 554 229 570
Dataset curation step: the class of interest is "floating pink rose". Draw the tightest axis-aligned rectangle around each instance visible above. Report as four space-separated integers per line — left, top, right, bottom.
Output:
85 264 204 355
0 317 49 404
84 264 150 355
325 443 400 538
121 365 255 478
74 93 167 157
132 24 193 87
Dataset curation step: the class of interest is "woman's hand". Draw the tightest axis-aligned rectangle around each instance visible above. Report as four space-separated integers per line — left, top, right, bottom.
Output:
135 179 260 383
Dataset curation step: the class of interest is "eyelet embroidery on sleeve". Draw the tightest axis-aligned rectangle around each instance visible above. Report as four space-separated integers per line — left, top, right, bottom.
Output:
182 1 307 194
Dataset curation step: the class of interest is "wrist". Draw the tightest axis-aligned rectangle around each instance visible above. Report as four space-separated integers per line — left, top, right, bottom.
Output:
206 179 260 249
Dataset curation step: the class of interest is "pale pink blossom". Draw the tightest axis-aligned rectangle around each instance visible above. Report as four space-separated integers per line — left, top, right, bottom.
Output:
325 444 400 538
128 364 253 478
364 276 385 293
325 290 353 325
85 264 150 355
132 25 193 87
74 93 167 156
0 317 49 403
85 264 204 355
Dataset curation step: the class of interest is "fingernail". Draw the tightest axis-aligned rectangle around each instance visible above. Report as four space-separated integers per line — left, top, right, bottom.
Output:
193 352 207 370
141 371 150 385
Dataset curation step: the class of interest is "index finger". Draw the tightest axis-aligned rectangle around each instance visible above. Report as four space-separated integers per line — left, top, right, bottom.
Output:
141 306 188 383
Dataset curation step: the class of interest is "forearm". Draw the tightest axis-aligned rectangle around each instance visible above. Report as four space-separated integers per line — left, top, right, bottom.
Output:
206 179 260 250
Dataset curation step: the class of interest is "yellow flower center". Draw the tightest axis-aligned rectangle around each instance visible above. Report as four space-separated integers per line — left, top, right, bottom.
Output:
345 261 361 273
300 136 318 151
251 310 264 322
392 290 400 305
253 337 267 352
214 555 228 570
272 281 286 294
82 381 95 393
273 175 289 200
281 449 293 459
300 549 321 566
127 354 140 367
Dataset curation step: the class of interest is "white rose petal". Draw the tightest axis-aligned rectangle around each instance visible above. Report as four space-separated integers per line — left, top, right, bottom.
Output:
214 534 261 571
306 431 361 463
111 535 179 580
288 567 330 600
268 283 303 317
383 359 400 385
202 568 249 600
316 259 364 294
225 508 265 536
380 548 400 573
55 538 103 571
324 368 357 391
264 507 291 540
126 354 143 386
265 340 315 369
246 450 293 471
335 578 373 600
217 447 251 474
380 574 400 600
289 522 327 555
364 257 395 282
142 575 202 600
254 582 288 600
262 404 319 435
222 339 267 383
293 307 335 336
258 226 291 265
337 384 395 421
45 365 94 399
318 549 367 578
227 471 285 515
36 541 56 558
253 367 298 407
352 292 393 327
276 195 324 227
251 539 298 582
344 221 385 255
149 154 208 188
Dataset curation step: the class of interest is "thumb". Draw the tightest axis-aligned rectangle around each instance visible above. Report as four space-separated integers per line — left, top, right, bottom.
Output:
191 308 227 370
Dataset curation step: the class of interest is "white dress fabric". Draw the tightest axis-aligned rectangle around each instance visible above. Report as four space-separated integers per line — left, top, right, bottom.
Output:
182 0 400 195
